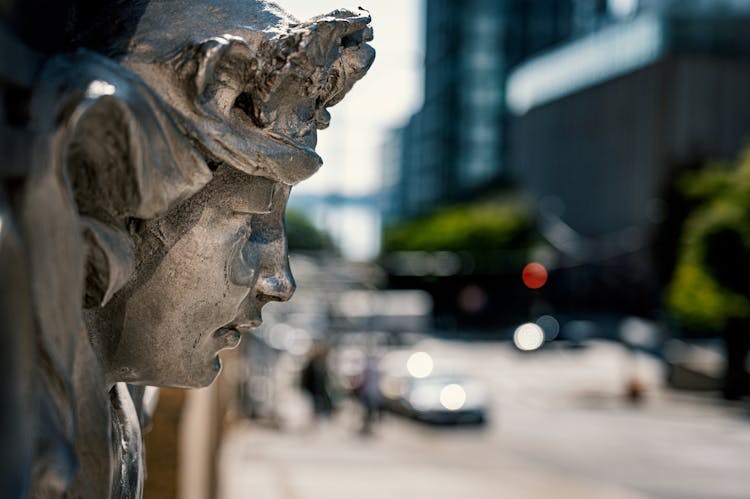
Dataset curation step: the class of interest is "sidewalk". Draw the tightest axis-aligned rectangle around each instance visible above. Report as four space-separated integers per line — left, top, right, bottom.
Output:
217 397 654 499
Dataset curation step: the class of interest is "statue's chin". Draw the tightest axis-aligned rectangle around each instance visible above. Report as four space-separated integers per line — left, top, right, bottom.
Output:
108 355 222 388
176 356 223 389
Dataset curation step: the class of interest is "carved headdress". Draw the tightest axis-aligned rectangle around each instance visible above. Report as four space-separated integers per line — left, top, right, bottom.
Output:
55 0 375 223
121 0 376 185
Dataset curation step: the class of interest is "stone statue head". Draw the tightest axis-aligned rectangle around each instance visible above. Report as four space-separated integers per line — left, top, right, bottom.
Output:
62 0 375 388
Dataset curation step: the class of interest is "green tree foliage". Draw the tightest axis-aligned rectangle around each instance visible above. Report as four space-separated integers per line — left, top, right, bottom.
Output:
285 209 335 252
667 148 750 330
383 196 535 253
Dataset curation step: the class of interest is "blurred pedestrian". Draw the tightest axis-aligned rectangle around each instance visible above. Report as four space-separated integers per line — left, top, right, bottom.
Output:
357 352 381 435
300 342 334 420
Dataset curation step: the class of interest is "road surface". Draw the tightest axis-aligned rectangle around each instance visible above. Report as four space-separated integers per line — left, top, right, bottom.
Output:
218 340 750 499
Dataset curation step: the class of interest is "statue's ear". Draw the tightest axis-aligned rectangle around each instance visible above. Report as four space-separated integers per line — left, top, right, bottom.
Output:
66 95 143 221
59 56 213 226
65 94 141 308
60 63 210 307
80 217 134 308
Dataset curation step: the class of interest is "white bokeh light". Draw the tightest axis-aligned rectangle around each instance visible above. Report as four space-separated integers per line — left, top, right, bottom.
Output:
439 384 467 411
609 0 638 18
406 351 434 378
513 323 545 351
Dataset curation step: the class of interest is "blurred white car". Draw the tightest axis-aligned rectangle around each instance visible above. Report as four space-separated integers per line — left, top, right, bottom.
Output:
378 351 489 425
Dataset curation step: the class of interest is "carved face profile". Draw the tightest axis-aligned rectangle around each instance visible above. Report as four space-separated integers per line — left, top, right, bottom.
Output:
106 167 292 387
68 0 375 387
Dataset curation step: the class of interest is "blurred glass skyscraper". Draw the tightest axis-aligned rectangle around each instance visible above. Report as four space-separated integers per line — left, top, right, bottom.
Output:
382 0 612 223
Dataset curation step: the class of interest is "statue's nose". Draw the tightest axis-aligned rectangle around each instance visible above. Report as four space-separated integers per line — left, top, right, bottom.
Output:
229 182 296 305
228 235 295 330
231 230 295 302
255 259 295 302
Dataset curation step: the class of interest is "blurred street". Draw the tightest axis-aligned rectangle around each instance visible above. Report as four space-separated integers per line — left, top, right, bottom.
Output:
218 339 750 499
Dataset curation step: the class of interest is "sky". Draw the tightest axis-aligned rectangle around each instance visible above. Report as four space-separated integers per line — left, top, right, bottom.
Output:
279 0 424 196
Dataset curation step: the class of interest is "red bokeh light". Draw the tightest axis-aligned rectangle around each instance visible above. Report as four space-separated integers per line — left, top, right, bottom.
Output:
522 262 548 289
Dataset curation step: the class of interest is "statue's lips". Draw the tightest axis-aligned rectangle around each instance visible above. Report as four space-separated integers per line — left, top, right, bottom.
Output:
213 326 243 349
212 317 262 349
230 318 262 332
